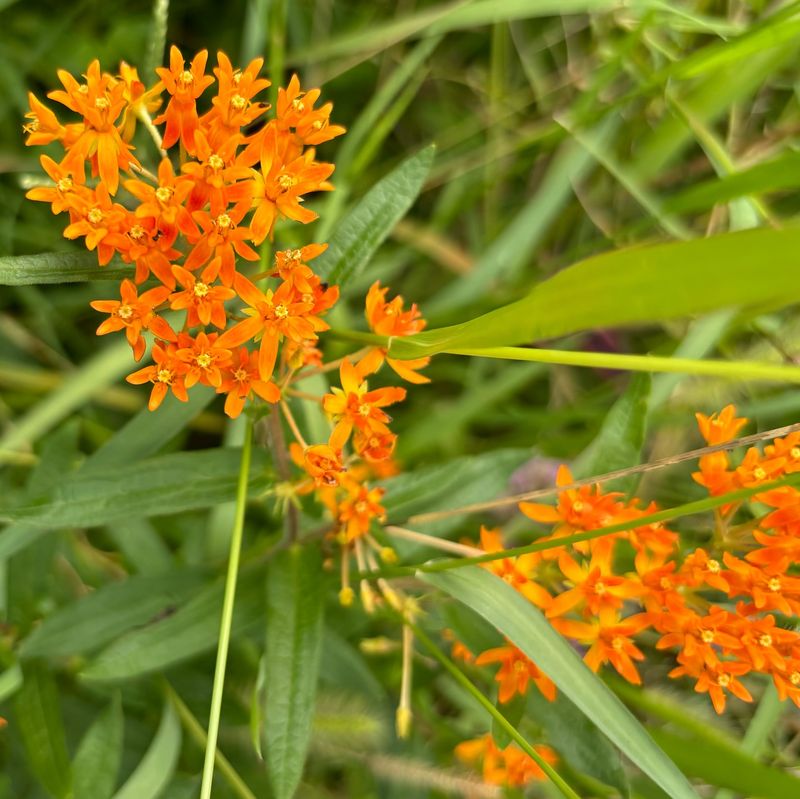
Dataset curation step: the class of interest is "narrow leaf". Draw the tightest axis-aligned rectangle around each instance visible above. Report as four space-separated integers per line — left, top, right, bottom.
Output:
420 567 698 799
315 145 435 287
390 227 800 359
0 251 130 285
264 545 325 799
73 694 124 799
112 699 181 799
15 663 72 799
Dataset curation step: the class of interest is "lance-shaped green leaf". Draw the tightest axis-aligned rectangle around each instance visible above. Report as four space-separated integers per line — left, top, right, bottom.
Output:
263 545 325 799
81 571 263 682
420 567 698 799
15 663 72 799
389 226 800 359
315 145 435 287
20 569 208 658
73 694 124 799
112 699 181 799
0 251 131 285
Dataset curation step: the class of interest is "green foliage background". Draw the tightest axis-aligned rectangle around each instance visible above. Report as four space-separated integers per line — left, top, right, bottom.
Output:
2 1 800 797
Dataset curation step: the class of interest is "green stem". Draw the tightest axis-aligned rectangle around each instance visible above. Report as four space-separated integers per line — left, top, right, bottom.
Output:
200 417 254 799
165 681 258 799
410 621 581 799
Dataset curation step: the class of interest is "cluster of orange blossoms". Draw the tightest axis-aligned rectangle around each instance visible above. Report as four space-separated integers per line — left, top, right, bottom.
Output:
450 404 800 786
24 48 428 587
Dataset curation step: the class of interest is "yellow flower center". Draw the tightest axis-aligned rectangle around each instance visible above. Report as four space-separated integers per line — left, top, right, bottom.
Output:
659 577 673 590
78 84 89 95
311 119 323 130
157 368 172 384
791 447 800 460
230 93 247 110
25 118 40 132
572 500 585 513
358 403 372 417
208 153 224 170
717 673 731 688
180 69 194 85
216 213 232 230
707 559 721 574
57 177 73 192
768 577 781 591
292 97 305 112
287 248 302 261
129 224 146 241
275 304 289 319
753 466 767 481
759 634 773 648
117 304 134 321
87 207 104 225
234 368 248 382
155 186 174 203
513 660 527 674
791 671 800 686
196 353 213 369
354 501 368 514
193 282 210 298
701 630 715 644
594 580 607 596
94 96 110 110
277 173 297 190
611 636 624 652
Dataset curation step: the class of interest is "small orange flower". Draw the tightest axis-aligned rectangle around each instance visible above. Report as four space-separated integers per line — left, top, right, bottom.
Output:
169 264 235 329
217 348 280 418
475 642 556 703
126 341 190 410
696 405 747 445
175 331 232 388
337 480 386 542
276 74 346 145
90 278 174 360
301 444 345 487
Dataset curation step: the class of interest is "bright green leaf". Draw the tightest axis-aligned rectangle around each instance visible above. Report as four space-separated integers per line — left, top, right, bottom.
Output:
264 545 325 799
420 567 698 799
112 699 181 799
390 227 800 359
0 252 130 286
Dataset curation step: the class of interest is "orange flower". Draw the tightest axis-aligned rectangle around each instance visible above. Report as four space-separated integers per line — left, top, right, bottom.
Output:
272 244 327 292
51 60 140 194
276 74 346 145
117 61 163 142
455 734 556 788
126 341 190 410
175 331 232 388
353 428 397 463
90 278 174 360
216 274 326 380
323 359 406 451
670 661 752 714
475 642 556 702
154 46 215 153
217 348 280 418
184 208 259 284
62 183 127 265
300 445 345 488
23 92 77 147
25 155 89 215
337 480 386 542
169 264 235 329
696 405 747 445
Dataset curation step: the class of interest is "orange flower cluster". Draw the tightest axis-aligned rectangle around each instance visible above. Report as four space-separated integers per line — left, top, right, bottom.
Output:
25 47 343 416
455 734 557 788
454 405 800 785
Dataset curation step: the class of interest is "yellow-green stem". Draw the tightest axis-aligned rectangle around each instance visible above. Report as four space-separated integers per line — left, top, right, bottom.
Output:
200 417 254 799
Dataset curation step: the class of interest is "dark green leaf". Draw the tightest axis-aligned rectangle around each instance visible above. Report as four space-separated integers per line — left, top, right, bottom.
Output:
81 572 263 682
20 570 207 659
420 567 698 799
315 145 435 287
14 663 72 799
73 694 124 799
0 252 130 285
264 545 325 799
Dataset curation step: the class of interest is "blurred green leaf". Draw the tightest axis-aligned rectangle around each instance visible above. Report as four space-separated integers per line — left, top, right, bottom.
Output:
15 663 72 799
390 227 800 358
315 145 435 287
81 572 263 682
420 567 698 799
575 373 651 492
0 252 130 285
20 570 207 659
73 694 124 799
264 545 325 799
112 699 181 799
651 727 800 798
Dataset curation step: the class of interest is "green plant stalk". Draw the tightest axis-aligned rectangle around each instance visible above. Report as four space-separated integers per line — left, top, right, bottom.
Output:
357 469 800 581
200 417 254 799
410 621 581 799
165 681 258 799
